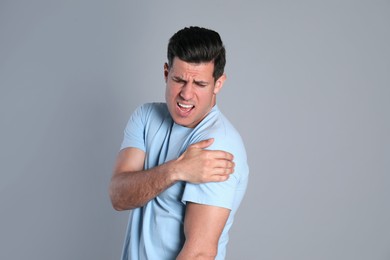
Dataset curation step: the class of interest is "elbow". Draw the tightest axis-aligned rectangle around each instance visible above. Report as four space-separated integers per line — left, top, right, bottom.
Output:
111 199 126 211
109 194 124 211
110 195 132 211
109 185 128 211
111 200 140 211
109 176 146 211
109 185 140 211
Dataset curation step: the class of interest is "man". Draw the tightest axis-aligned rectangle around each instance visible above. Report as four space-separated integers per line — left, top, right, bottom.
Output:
110 26 249 260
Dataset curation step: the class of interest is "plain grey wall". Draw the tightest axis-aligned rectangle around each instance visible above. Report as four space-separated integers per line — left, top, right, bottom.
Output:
1 1 389 259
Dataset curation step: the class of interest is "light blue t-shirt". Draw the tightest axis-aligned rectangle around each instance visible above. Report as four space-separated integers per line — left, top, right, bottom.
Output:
120 103 249 260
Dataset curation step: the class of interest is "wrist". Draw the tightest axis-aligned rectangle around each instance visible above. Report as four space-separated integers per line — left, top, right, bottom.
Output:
165 159 182 182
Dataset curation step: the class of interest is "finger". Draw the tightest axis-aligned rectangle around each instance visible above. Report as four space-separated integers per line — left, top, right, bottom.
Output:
190 138 214 149
211 166 235 175
208 173 231 182
206 150 234 161
210 159 235 169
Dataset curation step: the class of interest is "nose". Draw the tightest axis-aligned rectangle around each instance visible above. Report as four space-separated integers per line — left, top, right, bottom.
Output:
179 83 194 100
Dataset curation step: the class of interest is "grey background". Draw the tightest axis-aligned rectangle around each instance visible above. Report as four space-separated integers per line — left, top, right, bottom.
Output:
1 0 389 259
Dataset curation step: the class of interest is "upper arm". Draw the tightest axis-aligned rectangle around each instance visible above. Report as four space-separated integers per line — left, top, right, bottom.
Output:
109 147 147 211
112 147 145 176
177 202 230 259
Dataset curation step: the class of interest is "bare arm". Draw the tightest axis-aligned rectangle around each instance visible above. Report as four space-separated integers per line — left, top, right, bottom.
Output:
109 138 235 211
176 203 230 259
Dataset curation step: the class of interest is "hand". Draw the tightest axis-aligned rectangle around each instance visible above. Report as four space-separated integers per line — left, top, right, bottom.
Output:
174 138 235 183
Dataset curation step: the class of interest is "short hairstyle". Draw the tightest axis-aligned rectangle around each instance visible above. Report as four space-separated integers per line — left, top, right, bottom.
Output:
167 26 226 81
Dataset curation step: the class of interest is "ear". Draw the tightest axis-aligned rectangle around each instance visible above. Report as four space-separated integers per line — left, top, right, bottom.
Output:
213 73 226 94
164 63 169 82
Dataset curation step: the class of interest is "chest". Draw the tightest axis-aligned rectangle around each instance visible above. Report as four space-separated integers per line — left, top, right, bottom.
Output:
144 120 193 206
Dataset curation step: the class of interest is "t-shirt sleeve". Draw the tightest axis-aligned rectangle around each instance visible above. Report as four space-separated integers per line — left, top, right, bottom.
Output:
182 174 239 210
120 104 148 151
181 136 248 210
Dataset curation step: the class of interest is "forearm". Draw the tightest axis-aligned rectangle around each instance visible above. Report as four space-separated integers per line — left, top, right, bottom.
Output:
109 139 234 211
109 160 179 211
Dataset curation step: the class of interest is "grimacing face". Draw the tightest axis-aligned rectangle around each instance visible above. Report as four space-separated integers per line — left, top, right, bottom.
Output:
164 58 226 128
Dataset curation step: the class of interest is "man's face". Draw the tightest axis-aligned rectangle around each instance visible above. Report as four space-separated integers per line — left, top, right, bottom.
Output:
164 58 226 128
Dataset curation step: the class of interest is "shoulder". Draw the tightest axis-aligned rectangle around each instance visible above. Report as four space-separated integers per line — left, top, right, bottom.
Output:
191 106 248 173
183 107 249 210
124 102 170 132
131 102 169 122
121 102 171 151
135 102 168 116
193 106 246 153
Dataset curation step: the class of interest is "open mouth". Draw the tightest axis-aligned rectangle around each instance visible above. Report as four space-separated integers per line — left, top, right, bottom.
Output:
177 102 194 114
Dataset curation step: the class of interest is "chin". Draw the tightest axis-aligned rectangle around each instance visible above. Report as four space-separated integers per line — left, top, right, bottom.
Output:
174 119 190 127
173 117 193 128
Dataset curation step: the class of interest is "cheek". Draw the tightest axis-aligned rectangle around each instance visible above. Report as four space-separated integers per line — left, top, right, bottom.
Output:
196 93 211 108
202 90 215 100
165 84 173 96
166 85 179 102
165 86 171 102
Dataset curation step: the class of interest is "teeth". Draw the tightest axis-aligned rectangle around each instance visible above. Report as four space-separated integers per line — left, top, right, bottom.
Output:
178 103 194 109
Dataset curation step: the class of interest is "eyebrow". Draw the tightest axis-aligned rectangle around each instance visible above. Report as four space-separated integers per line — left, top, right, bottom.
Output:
172 76 209 86
193 80 209 86
172 76 186 82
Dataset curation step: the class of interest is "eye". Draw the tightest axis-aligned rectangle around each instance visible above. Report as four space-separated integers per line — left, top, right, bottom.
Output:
195 82 207 88
172 77 186 84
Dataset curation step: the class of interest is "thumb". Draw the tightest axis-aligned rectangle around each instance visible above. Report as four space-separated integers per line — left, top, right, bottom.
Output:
190 138 214 149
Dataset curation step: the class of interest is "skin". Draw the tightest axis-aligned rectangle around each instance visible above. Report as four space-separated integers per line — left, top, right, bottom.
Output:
109 139 234 210
109 57 233 258
164 58 226 128
176 203 230 259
